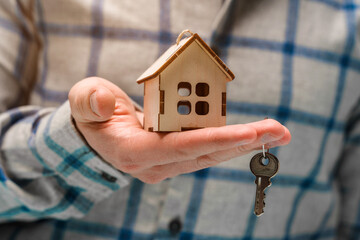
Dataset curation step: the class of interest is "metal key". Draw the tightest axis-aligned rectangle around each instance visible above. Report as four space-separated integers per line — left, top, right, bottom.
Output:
249 152 279 216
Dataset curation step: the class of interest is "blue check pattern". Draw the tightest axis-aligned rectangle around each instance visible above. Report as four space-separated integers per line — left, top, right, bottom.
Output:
0 0 359 239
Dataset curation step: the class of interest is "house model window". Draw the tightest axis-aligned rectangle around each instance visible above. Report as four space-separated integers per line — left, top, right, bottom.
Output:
196 83 209 97
178 101 191 115
137 30 235 132
178 82 191 96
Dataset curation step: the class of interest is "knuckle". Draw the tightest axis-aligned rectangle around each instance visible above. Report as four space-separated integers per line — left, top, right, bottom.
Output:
166 134 190 160
150 165 165 175
76 96 87 115
206 128 219 142
206 128 226 148
134 165 169 184
196 155 215 169
141 174 166 184
237 145 249 153
117 163 142 173
119 165 139 173
70 94 90 120
173 148 189 161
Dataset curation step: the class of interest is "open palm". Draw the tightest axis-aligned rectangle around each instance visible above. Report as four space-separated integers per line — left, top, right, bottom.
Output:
69 77 291 184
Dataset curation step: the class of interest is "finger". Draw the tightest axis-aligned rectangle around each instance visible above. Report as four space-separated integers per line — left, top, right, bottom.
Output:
266 126 291 148
127 123 258 166
69 77 136 123
69 78 115 123
115 123 256 173
125 119 286 173
146 119 285 162
204 126 291 162
132 129 291 184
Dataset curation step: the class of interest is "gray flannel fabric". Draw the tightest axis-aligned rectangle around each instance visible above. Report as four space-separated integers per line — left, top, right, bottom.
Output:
0 0 359 239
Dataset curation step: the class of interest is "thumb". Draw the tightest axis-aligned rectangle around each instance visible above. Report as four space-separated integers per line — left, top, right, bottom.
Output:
69 78 116 123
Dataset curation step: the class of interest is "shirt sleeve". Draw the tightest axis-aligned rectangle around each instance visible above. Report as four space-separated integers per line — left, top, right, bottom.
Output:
0 2 129 222
336 98 360 239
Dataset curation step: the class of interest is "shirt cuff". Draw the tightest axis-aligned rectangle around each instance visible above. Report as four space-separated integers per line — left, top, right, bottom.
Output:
43 101 129 202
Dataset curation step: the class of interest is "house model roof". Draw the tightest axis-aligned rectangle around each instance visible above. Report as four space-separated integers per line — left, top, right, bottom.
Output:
136 32 235 84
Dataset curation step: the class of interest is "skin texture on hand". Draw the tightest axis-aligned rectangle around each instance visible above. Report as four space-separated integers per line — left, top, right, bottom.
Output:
68 77 291 184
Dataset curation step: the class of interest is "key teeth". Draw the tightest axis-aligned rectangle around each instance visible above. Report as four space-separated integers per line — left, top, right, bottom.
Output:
262 192 266 208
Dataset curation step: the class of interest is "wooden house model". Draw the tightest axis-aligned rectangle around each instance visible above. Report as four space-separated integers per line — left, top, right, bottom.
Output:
137 30 235 132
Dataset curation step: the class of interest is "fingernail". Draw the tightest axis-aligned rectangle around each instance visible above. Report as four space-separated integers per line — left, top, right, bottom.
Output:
90 92 100 116
261 133 277 143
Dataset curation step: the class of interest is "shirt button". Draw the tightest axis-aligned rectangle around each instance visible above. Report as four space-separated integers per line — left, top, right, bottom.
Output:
168 217 182 235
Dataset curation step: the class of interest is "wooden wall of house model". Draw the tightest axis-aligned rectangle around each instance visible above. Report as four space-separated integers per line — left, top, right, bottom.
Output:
137 30 235 132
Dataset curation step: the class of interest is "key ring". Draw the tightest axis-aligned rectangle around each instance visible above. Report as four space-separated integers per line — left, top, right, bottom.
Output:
262 117 269 158
262 144 270 158
263 144 266 158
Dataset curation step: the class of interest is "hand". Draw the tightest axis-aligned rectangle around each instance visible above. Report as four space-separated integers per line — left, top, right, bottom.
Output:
68 77 291 184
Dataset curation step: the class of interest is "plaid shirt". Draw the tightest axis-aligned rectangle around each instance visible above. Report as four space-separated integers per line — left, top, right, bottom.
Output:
0 0 359 239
